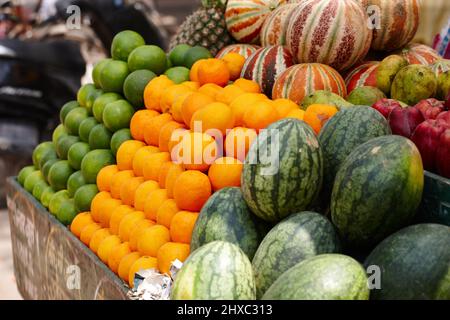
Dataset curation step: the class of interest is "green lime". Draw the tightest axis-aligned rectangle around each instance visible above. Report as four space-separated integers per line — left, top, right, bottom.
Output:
74 184 99 213
93 92 122 123
123 70 156 108
38 148 58 170
102 100 134 132
81 149 115 184
64 107 89 135
60 101 79 124
67 170 86 197
24 170 44 193
110 128 132 156
40 186 55 208
32 141 54 168
85 88 103 115
67 142 90 170
32 180 49 201
164 67 190 84
111 30 145 62
169 44 192 66
42 158 59 183
18 166 37 186
128 45 167 74
49 190 70 216
78 117 98 142
57 199 78 225
77 84 97 108
52 124 68 146
99 60 129 93
56 135 80 160
48 160 74 191
183 46 212 69
92 59 112 88
88 124 112 149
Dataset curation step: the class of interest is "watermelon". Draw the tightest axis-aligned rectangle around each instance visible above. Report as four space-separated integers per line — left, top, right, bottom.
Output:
215 43 261 59
344 61 380 93
241 119 323 223
252 211 341 298
171 241 256 300
364 224 450 300
225 0 286 44
286 0 372 71
318 106 391 199
395 43 441 65
241 45 294 97
358 0 420 51
191 187 267 259
331 135 424 249
272 63 347 105
262 254 370 300
260 3 297 46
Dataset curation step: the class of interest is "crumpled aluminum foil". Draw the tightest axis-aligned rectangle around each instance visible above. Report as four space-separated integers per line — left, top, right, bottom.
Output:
127 259 183 300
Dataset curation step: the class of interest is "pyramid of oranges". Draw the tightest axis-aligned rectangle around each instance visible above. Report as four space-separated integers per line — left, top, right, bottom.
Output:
69 53 305 288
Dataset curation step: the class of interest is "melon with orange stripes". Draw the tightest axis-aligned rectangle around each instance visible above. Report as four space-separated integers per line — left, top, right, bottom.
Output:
395 43 441 66
272 63 347 104
286 0 372 71
260 3 297 46
216 44 261 59
344 61 380 93
225 0 286 44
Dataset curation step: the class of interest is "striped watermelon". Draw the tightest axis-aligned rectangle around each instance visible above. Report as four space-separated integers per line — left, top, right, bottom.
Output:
225 0 287 44
331 136 424 249
216 43 261 59
358 0 420 51
344 61 380 93
260 3 297 46
431 59 450 77
241 119 323 223
241 45 294 97
252 211 341 298
395 43 441 65
272 63 347 104
286 0 372 71
171 241 256 300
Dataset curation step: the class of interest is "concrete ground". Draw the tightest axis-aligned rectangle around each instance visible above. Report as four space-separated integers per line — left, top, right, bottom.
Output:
0 209 22 300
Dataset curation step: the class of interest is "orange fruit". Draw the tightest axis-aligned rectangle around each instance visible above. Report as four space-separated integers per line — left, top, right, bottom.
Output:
234 78 261 93
89 228 111 253
181 92 214 128
118 210 145 242
128 256 158 287
172 132 218 172
144 113 173 146
157 242 190 275
109 204 134 235
158 121 186 152
98 197 122 228
303 104 338 134
222 53 246 81
96 165 119 193
167 128 189 155
198 58 230 87
160 84 193 113
171 91 193 122
182 81 200 91
143 75 174 112
143 189 168 220
229 93 267 126
157 161 173 188
70 212 94 238
110 170 135 199
170 211 199 244
208 157 243 191
273 98 299 119
243 100 278 131
116 140 146 171
164 163 184 198
97 235 121 264
120 176 144 206
198 83 223 99
189 59 206 82
108 242 131 274
90 191 111 223
129 219 156 251
130 109 160 141
190 102 235 136
142 152 170 181
285 109 305 121
225 127 257 162
132 146 160 176
215 84 245 105
137 225 170 257
173 170 212 212
156 199 179 228
133 180 160 211
118 252 141 281
80 222 102 246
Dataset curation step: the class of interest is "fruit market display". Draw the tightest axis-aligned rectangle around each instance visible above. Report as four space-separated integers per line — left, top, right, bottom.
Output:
14 0 450 301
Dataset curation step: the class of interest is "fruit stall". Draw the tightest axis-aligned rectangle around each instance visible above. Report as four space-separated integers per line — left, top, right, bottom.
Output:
6 0 450 300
